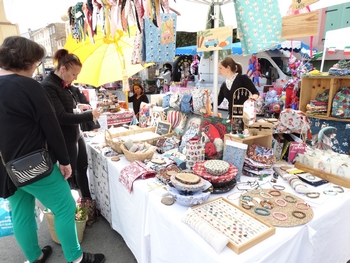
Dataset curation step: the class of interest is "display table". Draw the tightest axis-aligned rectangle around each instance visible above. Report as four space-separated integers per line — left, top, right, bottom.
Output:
87 141 350 263
87 141 151 263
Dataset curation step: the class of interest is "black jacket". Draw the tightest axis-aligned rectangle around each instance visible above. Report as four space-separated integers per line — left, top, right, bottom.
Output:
0 74 70 198
218 73 259 118
41 72 94 142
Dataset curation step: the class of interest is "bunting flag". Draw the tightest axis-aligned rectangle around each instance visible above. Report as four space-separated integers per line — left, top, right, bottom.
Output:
327 47 336 55
344 46 350 55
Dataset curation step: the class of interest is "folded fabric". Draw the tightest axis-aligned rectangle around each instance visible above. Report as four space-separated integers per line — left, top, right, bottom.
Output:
119 161 156 193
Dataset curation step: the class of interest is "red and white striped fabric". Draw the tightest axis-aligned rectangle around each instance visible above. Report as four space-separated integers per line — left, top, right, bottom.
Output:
327 47 336 54
344 46 350 55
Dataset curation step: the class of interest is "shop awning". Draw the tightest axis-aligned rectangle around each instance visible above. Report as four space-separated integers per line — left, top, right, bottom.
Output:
175 41 315 56
175 42 243 56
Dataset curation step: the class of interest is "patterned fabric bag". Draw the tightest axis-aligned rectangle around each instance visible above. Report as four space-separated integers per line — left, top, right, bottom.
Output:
162 93 172 108
169 92 181 110
331 86 350 118
180 93 193 113
192 89 207 113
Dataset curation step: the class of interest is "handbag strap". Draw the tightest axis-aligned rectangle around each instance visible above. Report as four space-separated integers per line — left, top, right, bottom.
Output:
0 142 48 167
0 151 5 167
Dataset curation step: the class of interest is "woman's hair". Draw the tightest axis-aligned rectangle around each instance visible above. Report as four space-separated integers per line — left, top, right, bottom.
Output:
220 57 243 74
133 83 144 93
53 49 82 70
0 36 45 71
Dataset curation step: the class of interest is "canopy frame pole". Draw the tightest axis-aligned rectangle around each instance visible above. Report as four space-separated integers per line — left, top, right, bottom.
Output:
212 3 220 116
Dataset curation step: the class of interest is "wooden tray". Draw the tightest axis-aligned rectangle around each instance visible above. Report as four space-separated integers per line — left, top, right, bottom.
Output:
294 162 350 188
191 197 275 254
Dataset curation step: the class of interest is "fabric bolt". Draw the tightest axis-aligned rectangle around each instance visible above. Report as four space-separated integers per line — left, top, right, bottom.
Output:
119 161 156 193
234 0 282 55
143 13 177 62
223 140 248 182
7 165 82 263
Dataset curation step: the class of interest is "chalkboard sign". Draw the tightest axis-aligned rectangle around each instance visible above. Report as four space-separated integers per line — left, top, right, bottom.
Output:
156 121 172 135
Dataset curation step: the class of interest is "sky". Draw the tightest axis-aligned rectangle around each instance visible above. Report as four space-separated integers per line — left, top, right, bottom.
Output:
3 0 350 34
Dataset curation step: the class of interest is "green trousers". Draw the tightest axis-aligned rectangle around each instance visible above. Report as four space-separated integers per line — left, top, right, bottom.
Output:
8 165 83 263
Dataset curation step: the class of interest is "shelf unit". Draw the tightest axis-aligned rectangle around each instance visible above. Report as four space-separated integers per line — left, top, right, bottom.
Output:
299 75 350 122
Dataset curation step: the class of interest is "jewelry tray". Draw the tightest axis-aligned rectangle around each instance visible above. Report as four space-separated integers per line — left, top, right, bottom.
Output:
191 197 275 254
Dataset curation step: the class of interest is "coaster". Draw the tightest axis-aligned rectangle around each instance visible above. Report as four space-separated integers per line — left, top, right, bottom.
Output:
151 158 166 164
161 196 175 206
111 156 120 162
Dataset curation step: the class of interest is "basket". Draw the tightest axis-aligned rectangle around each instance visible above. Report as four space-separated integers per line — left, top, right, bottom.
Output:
44 211 86 244
105 126 173 154
120 142 156 162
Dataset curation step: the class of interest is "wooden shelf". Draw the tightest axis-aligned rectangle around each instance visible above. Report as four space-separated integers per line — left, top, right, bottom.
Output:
299 75 350 120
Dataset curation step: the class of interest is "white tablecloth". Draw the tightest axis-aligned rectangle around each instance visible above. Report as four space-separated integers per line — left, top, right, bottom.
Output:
145 176 350 263
87 142 350 263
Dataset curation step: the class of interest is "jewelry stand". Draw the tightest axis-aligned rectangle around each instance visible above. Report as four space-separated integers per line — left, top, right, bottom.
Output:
230 87 252 134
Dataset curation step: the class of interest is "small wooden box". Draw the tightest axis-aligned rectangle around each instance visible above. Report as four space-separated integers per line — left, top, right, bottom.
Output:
224 133 273 150
192 197 275 254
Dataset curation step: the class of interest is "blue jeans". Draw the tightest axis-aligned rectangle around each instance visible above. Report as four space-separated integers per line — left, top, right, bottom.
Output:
8 165 83 263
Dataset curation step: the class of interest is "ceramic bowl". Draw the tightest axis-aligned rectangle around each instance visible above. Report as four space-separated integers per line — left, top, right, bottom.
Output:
167 185 211 207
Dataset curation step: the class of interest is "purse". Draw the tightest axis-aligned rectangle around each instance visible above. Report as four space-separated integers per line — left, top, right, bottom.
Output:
0 148 53 187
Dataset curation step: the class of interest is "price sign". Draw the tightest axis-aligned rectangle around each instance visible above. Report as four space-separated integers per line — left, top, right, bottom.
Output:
156 121 172 135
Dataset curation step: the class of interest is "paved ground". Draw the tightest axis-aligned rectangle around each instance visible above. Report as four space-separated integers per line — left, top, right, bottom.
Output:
0 211 137 263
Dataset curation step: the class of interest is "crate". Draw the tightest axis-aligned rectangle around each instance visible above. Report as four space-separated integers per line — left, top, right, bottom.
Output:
299 75 350 122
105 126 173 153
191 197 275 254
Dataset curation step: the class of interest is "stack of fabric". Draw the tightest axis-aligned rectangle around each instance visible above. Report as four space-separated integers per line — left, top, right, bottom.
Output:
306 100 328 115
243 144 276 178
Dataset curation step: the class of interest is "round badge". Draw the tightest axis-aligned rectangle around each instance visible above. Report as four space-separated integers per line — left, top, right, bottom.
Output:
111 156 120 162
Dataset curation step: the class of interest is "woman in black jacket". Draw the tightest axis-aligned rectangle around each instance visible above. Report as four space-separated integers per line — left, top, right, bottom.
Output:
41 49 100 198
218 57 259 132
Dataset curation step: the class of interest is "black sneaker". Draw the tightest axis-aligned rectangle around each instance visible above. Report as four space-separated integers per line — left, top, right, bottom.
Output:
69 252 105 263
33 245 52 263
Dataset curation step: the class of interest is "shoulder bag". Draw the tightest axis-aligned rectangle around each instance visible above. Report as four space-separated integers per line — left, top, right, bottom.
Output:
0 146 53 187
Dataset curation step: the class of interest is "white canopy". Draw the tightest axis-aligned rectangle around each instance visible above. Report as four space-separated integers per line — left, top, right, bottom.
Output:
320 27 350 72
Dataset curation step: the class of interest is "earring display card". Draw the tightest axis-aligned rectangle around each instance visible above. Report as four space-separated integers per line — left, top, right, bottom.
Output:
191 197 275 254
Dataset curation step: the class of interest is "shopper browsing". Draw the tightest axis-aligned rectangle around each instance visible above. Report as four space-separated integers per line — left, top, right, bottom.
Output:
41 49 100 199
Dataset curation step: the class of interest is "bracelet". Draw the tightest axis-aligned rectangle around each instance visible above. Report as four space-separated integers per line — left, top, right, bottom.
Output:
260 192 273 199
241 195 253 203
241 202 251 210
275 198 287 207
305 192 320 199
227 192 242 200
284 195 297 203
292 211 306 219
268 190 281 197
296 202 310 210
273 185 285 190
254 207 270 216
333 186 344 193
272 212 288 221
260 200 274 209
306 174 316 180
323 190 338 196
251 188 262 194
